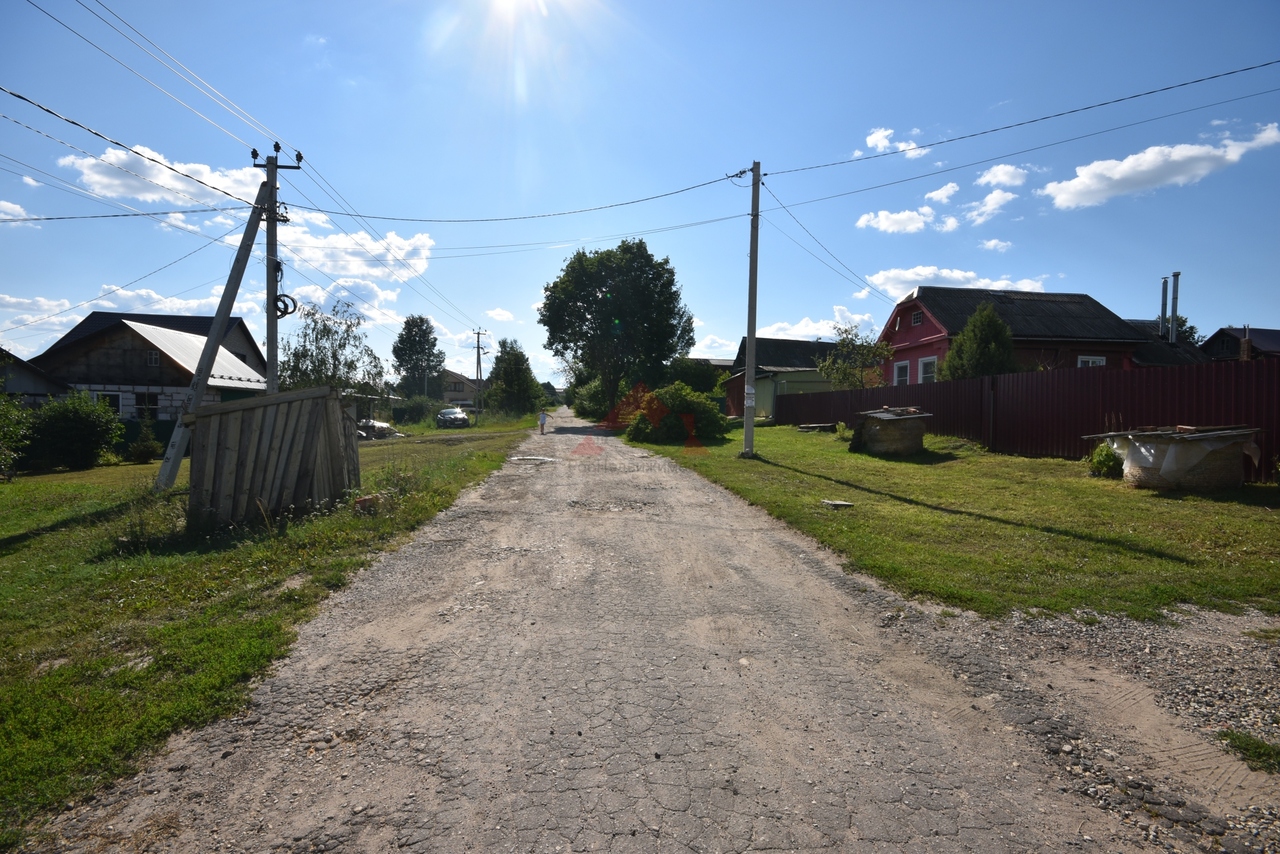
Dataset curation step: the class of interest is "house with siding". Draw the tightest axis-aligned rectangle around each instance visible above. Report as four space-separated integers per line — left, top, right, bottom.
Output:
1 346 72 406
1200 327 1280 361
724 337 838 417
877 287 1149 385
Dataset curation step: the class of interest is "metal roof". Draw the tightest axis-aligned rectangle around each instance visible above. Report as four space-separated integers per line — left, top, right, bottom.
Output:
43 311 264 363
123 321 266 390
731 337 838 372
904 287 1146 342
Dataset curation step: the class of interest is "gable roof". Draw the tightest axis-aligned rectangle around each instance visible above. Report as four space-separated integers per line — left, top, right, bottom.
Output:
123 321 265 390
41 311 264 363
1 346 72 394
1202 326 1280 357
902 287 1146 342
1123 320 1212 367
731 337 838 372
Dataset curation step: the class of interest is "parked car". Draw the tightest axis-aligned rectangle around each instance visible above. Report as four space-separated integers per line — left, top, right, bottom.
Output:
436 407 471 429
357 419 401 440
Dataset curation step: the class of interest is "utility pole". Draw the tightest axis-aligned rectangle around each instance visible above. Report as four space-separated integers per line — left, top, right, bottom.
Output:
473 329 488 426
741 161 761 459
257 143 302 394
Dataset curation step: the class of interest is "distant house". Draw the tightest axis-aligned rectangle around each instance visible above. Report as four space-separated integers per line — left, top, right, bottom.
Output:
441 368 486 408
31 313 266 428
724 337 838 417
1200 327 1280 361
877 287 1149 385
1 346 72 407
1123 320 1211 368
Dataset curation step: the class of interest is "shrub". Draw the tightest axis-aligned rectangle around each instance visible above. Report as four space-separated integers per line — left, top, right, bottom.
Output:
391 395 443 425
128 415 164 464
570 377 611 421
22 392 124 470
1087 442 1123 479
0 396 31 479
625 382 729 444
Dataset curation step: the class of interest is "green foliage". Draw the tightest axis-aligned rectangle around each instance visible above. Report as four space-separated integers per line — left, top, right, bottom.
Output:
391 314 446 398
486 338 543 415
1218 729 1280 773
568 376 613 421
540 381 561 405
0 395 31 478
127 416 164 465
539 239 695 412
21 392 124 471
1165 314 1205 346
391 395 447 425
665 356 728 394
280 299 384 396
1087 442 1123 479
938 302 1020 380
814 322 895 389
625 382 729 444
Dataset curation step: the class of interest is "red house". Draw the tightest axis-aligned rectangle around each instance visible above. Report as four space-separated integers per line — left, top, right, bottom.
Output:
877 287 1150 385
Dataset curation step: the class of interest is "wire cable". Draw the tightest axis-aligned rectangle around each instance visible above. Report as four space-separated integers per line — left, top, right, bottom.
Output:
0 208 247 223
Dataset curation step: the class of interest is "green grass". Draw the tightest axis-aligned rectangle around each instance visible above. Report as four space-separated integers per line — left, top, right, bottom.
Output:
633 427 1280 621
0 425 531 847
1218 729 1280 773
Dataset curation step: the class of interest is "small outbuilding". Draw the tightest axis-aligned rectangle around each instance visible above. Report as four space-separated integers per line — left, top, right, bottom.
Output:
1085 426 1262 491
851 406 932 455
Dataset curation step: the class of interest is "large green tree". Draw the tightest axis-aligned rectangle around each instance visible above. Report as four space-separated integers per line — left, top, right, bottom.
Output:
280 299 384 395
814 323 895 389
539 239 695 411
938 302 1020 380
486 338 543 414
392 314 446 398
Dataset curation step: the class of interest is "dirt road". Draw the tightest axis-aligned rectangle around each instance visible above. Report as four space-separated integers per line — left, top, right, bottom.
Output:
40 413 1278 852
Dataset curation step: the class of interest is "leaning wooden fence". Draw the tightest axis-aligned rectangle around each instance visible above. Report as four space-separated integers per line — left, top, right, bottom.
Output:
186 386 360 525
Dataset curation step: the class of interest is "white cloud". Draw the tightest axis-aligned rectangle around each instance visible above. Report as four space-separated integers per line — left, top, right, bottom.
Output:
100 283 264 318
59 145 262 206
856 206 934 234
692 317 705 327
288 277 400 325
851 287 871 299
0 294 72 312
934 216 959 233
976 164 1028 187
980 239 1012 252
530 301 544 312
898 141 930 159
964 189 1017 225
1038 124 1280 209
1209 119 1230 127
924 182 959 204
757 306 875 341
850 149 864 159
22 176 40 187
689 334 737 359
0 200 32 225
866 127 894 152
486 307 514 321
278 222 434 281
867 266 1044 300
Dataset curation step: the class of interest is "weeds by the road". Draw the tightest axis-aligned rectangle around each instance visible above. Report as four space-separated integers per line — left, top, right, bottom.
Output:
634 427 1280 621
1218 729 1280 774
0 426 529 847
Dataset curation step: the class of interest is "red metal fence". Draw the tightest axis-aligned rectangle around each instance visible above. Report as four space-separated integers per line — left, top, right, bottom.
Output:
774 359 1279 481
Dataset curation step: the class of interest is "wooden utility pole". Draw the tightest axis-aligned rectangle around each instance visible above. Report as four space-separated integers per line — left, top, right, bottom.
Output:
261 144 302 394
155 180 271 491
473 329 487 426
741 161 761 458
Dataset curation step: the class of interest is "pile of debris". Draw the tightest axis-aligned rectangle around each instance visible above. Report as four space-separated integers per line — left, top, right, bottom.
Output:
1083 425 1261 490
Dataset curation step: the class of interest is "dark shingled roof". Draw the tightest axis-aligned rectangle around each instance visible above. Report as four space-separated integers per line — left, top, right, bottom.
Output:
1201 327 1280 359
908 287 1146 343
731 337 838 373
39 311 261 359
1123 320 1212 367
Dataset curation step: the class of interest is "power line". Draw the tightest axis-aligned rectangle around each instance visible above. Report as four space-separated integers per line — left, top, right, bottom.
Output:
768 58 1280 177
0 207 246 223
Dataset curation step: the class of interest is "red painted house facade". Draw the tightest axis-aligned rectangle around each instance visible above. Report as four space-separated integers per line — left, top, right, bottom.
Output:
877 287 1150 385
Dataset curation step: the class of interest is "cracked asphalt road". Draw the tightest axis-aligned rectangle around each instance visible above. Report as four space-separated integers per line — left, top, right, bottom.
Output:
42 413 1173 852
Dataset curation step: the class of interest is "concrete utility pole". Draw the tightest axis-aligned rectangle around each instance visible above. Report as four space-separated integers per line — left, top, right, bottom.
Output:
473 329 488 426
155 180 271 491
260 144 302 394
740 161 761 459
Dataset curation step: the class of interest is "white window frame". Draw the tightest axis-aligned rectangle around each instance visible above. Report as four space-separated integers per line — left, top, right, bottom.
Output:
911 310 924 326
146 349 160 367
1077 355 1106 367
894 361 910 386
918 356 937 383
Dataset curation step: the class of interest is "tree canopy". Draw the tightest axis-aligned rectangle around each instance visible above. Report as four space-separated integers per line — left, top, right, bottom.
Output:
814 323 894 389
486 338 544 414
539 239 694 411
392 314 446 398
280 299 384 395
938 302 1020 381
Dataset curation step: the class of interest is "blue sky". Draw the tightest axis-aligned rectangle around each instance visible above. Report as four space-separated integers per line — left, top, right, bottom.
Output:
2 1 1278 383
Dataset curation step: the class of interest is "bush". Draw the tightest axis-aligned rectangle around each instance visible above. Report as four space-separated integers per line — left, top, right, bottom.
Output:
0 396 31 479
128 415 164 464
570 377 612 421
22 392 124 470
391 395 443 425
1087 442 1123 479
625 382 730 444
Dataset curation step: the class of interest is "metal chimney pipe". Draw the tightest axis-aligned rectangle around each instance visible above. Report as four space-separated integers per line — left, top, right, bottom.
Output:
1169 271 1181 343
1160 277 1169 338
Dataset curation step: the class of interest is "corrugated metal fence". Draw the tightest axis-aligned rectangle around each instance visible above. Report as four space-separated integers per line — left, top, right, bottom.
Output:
774 360 1279 481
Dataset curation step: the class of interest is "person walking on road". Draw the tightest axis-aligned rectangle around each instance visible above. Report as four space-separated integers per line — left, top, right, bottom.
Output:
538 409 549 434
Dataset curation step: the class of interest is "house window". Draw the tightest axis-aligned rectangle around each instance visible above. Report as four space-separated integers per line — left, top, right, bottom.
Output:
146 350 160 367
95 392 121 414
135 392 159 421
1077 356 1106 368
447 381 464 393
911 310 924 326
894 361 910 386
919 357 937 383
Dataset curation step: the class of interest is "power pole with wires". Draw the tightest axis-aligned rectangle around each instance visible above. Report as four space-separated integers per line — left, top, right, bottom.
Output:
741 161 761 459
473 329 488 426
256 143 302 394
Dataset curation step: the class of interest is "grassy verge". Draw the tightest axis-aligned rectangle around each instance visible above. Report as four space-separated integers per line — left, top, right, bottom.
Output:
632 427 1280 620
1218 730 1280 773
0 425 532 847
